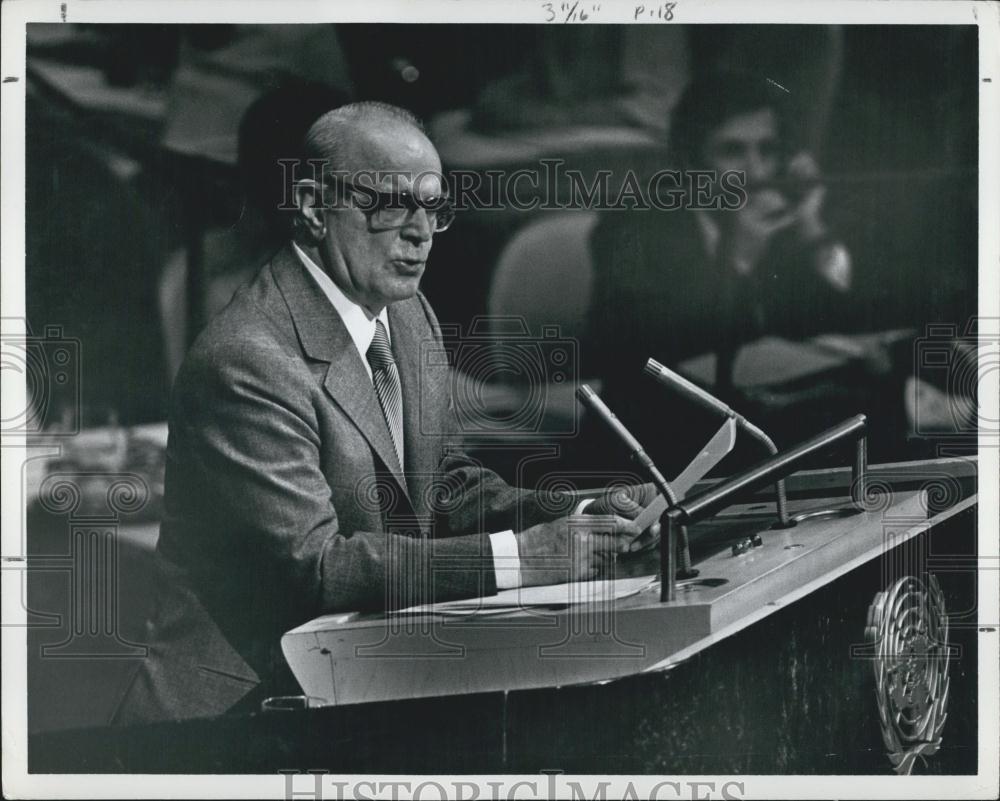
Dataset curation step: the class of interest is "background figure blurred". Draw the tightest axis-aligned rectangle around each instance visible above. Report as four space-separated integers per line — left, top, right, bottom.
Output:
581 72 856 476
25 95 174 426
470 26 688 134
158 80 347 380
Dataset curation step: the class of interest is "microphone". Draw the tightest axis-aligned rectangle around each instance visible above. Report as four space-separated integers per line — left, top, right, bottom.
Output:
575 384 698 581
644 359 733 418
575 384 676 507
643 358 791 527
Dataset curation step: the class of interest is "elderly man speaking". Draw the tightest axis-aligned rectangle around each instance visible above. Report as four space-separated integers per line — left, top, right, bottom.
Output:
111 102 646 724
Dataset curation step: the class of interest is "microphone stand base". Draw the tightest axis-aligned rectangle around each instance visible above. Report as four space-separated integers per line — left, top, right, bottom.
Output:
784 507 862 526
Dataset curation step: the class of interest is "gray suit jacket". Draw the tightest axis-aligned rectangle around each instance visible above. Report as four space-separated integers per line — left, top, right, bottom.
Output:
112 244 560 724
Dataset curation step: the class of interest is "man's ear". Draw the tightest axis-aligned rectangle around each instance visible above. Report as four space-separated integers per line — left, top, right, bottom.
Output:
293 180 326 240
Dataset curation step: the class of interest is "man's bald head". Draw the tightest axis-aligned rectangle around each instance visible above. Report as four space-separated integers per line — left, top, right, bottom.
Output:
302 101 429 176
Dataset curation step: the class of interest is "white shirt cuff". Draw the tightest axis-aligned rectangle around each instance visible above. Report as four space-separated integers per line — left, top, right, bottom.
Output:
489 530 521 590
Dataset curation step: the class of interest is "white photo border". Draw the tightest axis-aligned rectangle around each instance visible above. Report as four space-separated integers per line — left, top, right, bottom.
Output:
2 0 997 798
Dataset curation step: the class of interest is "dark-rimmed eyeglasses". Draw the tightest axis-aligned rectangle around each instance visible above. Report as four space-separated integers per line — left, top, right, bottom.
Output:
322 177 455 232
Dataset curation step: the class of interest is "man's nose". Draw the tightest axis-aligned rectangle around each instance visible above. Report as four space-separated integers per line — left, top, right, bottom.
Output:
400 208 433 244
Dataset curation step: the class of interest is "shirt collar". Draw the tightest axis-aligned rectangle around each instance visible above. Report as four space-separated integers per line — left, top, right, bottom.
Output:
292 242 390 374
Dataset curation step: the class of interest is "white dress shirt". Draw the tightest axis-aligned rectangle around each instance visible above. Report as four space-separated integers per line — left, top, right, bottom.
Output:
293 243 522 589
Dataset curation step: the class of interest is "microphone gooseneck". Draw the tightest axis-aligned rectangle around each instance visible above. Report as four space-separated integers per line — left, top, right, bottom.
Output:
643 358 791 527
575 384 696 580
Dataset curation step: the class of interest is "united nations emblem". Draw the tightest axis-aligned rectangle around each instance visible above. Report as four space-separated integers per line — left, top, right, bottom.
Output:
865 574 950 775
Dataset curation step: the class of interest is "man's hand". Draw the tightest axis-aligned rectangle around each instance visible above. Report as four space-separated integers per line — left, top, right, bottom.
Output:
720 150 831 272
515 515 641 587
784 151 828 245
583 482 657 519
783 151 851 290
719 187 796 272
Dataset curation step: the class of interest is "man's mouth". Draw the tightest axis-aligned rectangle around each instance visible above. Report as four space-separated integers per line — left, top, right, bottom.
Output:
392 259 425 275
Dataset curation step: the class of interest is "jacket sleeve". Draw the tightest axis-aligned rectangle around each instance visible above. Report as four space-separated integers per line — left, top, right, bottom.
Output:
162 330 498 619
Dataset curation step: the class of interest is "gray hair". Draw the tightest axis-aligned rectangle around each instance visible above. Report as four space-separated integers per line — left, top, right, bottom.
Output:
301 101 426 176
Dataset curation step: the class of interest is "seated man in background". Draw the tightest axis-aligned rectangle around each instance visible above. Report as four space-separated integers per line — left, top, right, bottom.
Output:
582 71 855 475
112 102 649 725
158 80 347 381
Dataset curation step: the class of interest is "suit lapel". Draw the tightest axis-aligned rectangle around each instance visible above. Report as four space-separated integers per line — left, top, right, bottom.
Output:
269 245 410 503
388 298 444 522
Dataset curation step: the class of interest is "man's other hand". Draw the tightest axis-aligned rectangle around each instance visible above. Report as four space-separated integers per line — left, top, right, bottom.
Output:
584 482 657 518
785 151 828 244
720 187 796 272
515 515 641 587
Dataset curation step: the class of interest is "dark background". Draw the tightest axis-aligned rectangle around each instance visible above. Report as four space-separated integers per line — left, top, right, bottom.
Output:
25 23 978 435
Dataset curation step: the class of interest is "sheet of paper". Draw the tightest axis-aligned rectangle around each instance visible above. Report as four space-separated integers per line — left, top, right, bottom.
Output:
678 335 850 389
677 330 917 390
396 575 658 615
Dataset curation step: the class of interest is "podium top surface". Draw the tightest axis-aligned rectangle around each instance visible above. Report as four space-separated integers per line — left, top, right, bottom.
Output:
283 457 977 707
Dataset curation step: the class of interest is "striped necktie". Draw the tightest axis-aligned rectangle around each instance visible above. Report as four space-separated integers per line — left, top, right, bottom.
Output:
366 319 404 470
